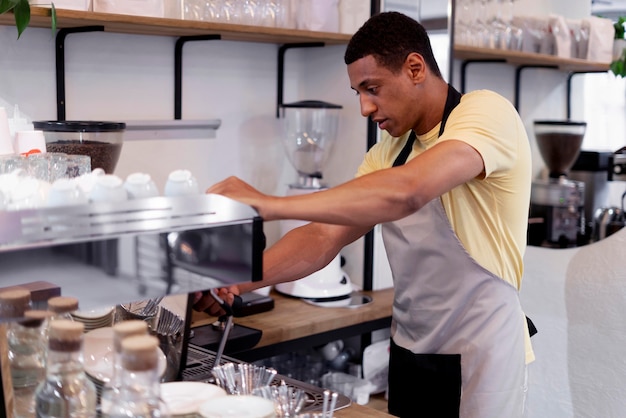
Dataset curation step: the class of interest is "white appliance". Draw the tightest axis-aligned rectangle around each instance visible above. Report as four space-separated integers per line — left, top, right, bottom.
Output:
273 100 353 300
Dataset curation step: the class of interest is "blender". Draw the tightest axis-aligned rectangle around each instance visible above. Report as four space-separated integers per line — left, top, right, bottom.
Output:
273 100 354 301
528 120 587 248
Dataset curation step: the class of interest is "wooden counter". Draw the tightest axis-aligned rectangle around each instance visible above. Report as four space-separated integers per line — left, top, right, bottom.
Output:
335 400 392 417
192 288 394 360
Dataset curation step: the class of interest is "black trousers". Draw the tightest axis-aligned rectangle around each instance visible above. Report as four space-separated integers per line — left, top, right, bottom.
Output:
387 339 461 418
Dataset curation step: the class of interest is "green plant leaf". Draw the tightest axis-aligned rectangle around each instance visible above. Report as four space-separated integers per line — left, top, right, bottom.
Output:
0 0 17 14
610 59 626 78
13 0 30 39
50 2 56 34
615 16 626 40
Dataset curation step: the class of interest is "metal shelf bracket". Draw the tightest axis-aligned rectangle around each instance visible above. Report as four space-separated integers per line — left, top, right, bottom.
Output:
56 26 105 120
566 70 608 119
174 35 221 120
276 42 325 118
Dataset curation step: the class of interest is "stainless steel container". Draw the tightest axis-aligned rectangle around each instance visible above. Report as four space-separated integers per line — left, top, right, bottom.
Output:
0 194 264 311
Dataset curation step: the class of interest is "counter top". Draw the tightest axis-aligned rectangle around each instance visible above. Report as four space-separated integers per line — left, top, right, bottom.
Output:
334 400 392 417
192 288 394 353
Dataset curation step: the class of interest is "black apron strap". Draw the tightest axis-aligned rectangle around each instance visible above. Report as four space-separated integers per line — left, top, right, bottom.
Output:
392 84 462 168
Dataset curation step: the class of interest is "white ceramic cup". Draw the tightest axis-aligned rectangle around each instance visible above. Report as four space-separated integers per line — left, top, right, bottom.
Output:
7 177 50 210
14 130 46 156
320 340 344 361
164 169 199 197
88 174 128 203
124 172 159 199
47 178 89 207
76 168 105 195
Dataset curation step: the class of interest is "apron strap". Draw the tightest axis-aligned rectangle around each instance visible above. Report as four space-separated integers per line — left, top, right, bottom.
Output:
392 84 462 168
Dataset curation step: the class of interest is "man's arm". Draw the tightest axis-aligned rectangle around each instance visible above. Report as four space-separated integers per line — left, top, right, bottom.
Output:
207 139 484 227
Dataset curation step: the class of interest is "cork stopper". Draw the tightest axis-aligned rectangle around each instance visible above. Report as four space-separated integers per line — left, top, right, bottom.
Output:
47 296 79 314
21 310 55 328
0 288 32 319
113 320 149 353
48 319 84 352
120 335 159 372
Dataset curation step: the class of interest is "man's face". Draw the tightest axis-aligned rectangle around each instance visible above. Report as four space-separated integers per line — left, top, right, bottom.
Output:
347 55 419 137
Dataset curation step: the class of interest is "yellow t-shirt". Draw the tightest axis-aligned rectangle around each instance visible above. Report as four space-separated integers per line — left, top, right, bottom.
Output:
356 89 535 362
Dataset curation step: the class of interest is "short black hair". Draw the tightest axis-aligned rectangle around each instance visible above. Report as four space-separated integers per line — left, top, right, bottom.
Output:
344 11 442 78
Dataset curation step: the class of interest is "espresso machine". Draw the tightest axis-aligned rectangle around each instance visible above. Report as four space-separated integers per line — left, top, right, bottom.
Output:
528 120 587 248
273 100 354 301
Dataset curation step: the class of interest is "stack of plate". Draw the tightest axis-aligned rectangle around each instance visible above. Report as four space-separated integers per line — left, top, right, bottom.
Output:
160 382 227 418
198 395 276 418
82 327 167 400
71 306 115 332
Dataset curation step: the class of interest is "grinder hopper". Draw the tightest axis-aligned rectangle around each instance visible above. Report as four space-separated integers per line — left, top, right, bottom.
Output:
534 120 587 178
529 120 588 247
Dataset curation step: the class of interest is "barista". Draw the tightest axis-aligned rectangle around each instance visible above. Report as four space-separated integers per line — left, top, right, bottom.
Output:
195 12 534 418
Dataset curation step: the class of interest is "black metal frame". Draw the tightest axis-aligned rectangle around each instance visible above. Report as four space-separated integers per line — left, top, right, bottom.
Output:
55 26 104 121
174 35 221 120
460 60 608 116
55 28 221 121
233 316 392 363
275 42 325 118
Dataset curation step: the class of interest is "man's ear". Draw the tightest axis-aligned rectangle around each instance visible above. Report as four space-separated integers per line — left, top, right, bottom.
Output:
405 52 426 84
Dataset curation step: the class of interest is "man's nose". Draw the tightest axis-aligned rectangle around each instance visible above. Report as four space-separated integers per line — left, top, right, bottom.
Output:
360 95 375 117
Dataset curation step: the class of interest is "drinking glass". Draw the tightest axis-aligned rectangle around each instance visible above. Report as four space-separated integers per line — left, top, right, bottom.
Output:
65 154 91 179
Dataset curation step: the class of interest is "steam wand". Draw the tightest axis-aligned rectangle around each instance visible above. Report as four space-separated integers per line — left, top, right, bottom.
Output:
207 289 242 369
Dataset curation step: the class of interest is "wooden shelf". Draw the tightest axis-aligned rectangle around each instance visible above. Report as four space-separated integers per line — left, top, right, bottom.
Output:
454 44 610 73
0 7 352 45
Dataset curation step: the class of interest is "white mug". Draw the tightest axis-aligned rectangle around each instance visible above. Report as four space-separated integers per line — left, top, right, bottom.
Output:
89 174 128 203
164 169 199 197
124 172 159 199
47 178 88 207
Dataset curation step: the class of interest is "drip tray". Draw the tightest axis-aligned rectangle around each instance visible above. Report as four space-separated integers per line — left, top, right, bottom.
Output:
182 344 352 413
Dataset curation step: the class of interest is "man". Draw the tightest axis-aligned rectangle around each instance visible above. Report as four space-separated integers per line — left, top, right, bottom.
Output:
195 11 533 418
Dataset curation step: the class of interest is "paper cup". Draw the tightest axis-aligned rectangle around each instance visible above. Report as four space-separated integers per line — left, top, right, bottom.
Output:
15 130 46 156
0 108 14 156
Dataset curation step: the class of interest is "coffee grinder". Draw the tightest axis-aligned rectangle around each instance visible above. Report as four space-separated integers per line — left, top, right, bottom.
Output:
274 100 354 300
528 120 587 248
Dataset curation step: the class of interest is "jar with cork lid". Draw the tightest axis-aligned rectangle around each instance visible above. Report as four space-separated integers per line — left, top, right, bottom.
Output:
46 296 79 322
101 334 169 418
100 319 149 415
0 287 43 418
34 319 97 418
0 287 31 320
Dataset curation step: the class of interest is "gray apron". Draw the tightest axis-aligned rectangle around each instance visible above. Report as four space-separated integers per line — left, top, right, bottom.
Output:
385 85 526 418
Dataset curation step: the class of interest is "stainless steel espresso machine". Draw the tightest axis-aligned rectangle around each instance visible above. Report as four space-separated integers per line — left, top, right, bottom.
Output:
528 120 587 248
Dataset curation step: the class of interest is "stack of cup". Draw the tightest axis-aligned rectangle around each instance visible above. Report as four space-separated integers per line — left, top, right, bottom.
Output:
0 107 14 156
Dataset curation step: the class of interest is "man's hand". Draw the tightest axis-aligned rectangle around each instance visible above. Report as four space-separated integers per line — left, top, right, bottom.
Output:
206 176 272 218
192 285 241 317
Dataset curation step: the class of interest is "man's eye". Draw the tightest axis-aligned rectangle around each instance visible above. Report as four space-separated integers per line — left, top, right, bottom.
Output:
367 87 378 94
